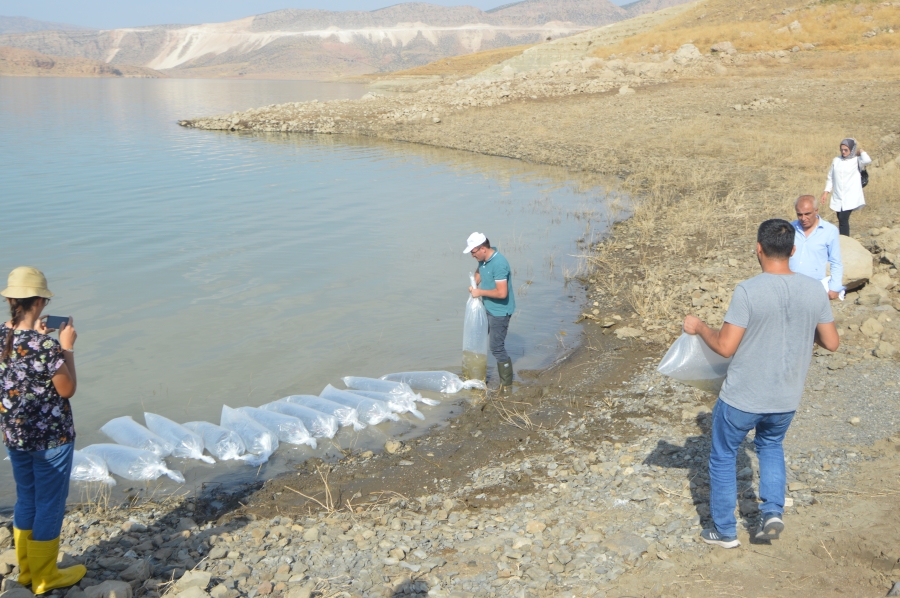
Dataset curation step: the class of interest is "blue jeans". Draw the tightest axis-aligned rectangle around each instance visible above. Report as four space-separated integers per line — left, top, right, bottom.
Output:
708 399 795 538
8 442 74 541
486 313 511 363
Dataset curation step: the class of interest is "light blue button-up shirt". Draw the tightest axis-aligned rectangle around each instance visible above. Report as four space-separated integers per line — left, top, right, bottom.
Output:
790 217 843 292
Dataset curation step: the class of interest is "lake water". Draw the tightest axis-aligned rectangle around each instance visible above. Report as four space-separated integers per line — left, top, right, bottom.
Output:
0 77 618 506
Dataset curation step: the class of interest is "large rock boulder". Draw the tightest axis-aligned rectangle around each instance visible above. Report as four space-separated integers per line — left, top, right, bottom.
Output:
673 44 701 65
839 235 874 281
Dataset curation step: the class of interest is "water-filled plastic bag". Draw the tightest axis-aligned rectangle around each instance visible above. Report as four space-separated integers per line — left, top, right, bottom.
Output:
347 389 424 420
381 371 486 393
320 384 400 426
463 273 489 381
262 400 338 439
284 395 366 431
657 332 732 394
237 406 317 449
342 376 439 406
71 450 116 485
220 405 278 466
144 413 215 464
81 444 185 483
183 421 247 461
100 416 174 458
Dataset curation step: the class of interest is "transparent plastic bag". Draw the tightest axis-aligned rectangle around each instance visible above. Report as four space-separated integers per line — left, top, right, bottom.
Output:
381 371 486 393
237 406 317 449
144 413 215 464
220 405 279 466
262 400 338 439
284 395 366 431
100 416 175 458
71 450 116 485
81 444 185 483
342 376 439 406
320 384 400 426
347 389 424 420
463 272 489 381
657 332 732 394
183 421 247 461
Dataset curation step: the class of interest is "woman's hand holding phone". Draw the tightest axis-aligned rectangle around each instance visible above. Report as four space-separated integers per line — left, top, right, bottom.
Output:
58 317 76 351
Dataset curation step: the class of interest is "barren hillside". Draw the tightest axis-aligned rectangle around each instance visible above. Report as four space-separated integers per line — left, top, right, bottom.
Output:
0 0 695 79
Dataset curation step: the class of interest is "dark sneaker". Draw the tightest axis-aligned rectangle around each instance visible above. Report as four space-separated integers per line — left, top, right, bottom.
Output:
755 512 784 541
700 529 741 548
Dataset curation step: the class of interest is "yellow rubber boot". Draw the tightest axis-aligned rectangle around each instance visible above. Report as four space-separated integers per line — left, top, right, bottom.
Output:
13 527 32 586
27 537 86 594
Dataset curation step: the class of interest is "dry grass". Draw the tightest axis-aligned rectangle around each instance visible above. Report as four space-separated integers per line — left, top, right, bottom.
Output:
593 0 900 57
574 65 900 325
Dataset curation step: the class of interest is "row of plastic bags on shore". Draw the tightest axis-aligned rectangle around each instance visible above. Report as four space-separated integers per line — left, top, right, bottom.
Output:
71 371 484 485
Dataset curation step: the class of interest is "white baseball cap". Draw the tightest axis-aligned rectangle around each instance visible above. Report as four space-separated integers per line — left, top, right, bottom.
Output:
463 232 487 254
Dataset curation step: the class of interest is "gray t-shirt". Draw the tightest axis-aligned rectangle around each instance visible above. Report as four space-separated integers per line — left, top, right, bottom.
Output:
719 273 833 414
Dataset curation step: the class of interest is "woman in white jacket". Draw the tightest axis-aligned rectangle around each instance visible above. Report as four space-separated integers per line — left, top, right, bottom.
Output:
820 138 871 237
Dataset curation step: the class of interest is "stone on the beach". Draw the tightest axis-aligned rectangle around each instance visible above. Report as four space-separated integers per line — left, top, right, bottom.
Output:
66 587 88 598
121 520 147 533
618 86 635 95
209 586 237 598
97 557 134 572
0 587 33 598
0 548 16 575
526 521 546 534
208 546 228 560
84 581 132 598
119 559 152 582
384 440 402 454
174 588 207 598
176 571 211 591
848 417 861 426
875 342 896 359
285 585 314 598
177 517 198 532
601 532 649 563
615 326 642 339
838 236 873 280
0 527 10 549
257 582 273 595
302 527 319 542
860 318 884 337
232 562 251 578
871 272 894 289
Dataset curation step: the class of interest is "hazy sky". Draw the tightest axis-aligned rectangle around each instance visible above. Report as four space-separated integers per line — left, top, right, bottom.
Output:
3 0 633 30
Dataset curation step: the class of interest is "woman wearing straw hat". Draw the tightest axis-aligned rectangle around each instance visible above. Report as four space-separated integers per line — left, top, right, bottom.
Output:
820 138 872 237
0 267 85 592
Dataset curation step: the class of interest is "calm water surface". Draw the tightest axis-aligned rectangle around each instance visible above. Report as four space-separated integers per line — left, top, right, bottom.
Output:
0 77 617 505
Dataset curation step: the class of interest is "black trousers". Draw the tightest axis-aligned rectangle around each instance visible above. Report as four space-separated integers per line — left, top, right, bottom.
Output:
836 210 852 236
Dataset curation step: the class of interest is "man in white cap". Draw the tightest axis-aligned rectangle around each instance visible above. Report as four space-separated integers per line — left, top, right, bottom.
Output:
464 232 515 390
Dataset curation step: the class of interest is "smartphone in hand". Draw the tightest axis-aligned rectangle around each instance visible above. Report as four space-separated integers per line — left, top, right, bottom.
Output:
44 315 69 329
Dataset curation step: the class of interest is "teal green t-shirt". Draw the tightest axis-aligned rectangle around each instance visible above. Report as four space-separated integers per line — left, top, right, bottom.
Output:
478 249 515 317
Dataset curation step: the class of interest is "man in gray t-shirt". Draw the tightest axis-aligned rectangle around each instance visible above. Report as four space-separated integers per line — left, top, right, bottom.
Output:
683 219 839 549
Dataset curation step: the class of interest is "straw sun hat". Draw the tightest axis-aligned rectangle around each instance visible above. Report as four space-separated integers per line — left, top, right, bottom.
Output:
0 266 54 299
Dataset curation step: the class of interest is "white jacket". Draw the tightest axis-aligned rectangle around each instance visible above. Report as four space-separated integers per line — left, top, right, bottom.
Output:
825 152 871 212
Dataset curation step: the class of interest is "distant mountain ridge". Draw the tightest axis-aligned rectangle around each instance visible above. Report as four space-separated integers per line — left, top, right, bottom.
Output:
0 15 93 34
0 0 693 79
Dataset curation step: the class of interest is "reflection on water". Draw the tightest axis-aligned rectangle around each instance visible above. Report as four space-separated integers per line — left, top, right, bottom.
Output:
0 77 620 506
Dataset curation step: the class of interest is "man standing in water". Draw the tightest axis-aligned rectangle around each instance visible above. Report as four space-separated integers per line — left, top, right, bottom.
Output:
464 232 515 391
683 219 838 548
790 195 844 300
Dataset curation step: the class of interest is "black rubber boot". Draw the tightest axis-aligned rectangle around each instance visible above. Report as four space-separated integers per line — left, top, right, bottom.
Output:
497 359 513 390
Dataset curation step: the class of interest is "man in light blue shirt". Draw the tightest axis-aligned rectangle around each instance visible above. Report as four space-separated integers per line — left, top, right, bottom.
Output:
789 195 843 300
